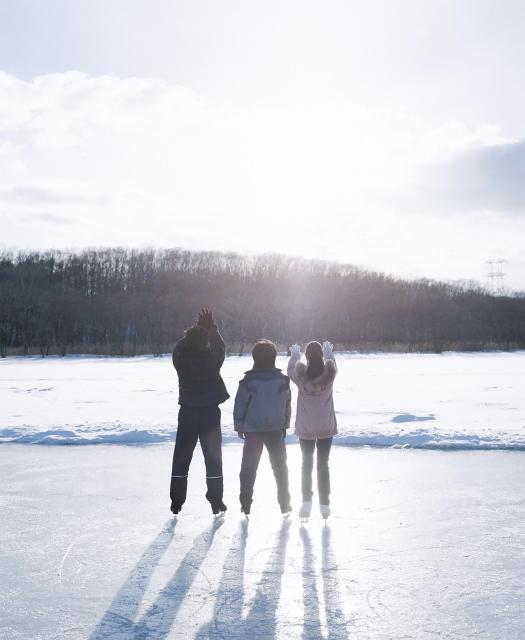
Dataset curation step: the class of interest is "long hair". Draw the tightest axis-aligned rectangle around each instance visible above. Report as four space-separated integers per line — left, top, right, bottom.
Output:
305 341 325 379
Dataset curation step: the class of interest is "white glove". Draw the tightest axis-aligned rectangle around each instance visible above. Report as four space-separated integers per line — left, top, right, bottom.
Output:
291 344 301 358
322 341 334 359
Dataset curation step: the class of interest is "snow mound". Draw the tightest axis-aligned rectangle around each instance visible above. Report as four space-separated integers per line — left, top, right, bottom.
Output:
2 351 525 450
1 425 525 450
391 413 435 423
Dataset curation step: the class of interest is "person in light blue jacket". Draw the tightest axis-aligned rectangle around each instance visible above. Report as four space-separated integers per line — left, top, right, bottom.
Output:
234 340 292 516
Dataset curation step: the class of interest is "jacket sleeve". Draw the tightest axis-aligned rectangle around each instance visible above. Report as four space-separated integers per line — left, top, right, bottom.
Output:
233 381 251 431
287 354 300 384
284 384 291 429
208 325 226 369
172 336 186 368
325 355 337 378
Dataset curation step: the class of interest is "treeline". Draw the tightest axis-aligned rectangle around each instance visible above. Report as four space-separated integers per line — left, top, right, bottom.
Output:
0 248 524 357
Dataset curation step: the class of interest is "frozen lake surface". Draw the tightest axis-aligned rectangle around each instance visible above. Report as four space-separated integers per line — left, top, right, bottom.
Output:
1 351 525 448
1 444 524 639
2 352 525 637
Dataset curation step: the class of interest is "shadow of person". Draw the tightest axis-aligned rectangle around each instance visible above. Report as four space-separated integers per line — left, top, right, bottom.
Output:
132 517 225 639
195 518 249 640
300 526 323 640
196 516 291 640
322 525 350 639
89 518 177 639
241 516 291 639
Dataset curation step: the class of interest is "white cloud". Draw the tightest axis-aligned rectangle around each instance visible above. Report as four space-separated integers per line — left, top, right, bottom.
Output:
416 140 525 215
0 70 524 290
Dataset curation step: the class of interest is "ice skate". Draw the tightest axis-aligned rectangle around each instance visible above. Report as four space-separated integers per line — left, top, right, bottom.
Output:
170 501 182 515
280 503 292 517
320 504 330 519
211 500 227 516
299 501 312 522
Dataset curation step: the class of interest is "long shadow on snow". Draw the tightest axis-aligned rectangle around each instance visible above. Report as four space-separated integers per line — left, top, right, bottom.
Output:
196 517 291 640
132 517 224 639
90 517 224 640
322 525 351 639
195 519 249 639
300 525 351 639
300 526 323 640
89 519 177 639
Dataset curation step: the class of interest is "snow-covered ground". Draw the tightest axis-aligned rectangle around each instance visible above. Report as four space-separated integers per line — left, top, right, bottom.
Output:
1 444 525 639
1 351 525 448
2 353 525 638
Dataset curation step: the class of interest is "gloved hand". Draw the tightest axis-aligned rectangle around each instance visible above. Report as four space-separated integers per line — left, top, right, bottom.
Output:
197 307 215 330
290 343 301 358
322 340 334 359
237 431 245 440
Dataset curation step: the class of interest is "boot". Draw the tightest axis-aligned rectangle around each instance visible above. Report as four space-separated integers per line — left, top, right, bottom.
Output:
319 504 330 519
299 501 312 518
211 500 227 515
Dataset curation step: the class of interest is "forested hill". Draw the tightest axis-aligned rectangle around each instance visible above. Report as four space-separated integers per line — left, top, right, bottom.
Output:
1 248 524 356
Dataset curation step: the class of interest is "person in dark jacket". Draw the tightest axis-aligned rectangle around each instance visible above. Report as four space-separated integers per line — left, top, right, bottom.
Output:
170 308 230 515
233 340 292 515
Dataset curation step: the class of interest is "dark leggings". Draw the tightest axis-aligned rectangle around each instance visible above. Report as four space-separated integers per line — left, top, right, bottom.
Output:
299 437 333 505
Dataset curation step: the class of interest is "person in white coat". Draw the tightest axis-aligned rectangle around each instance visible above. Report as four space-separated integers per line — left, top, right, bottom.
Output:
287 340 337 519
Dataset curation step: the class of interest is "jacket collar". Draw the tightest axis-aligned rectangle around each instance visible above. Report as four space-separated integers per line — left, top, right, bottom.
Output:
244 367 283 377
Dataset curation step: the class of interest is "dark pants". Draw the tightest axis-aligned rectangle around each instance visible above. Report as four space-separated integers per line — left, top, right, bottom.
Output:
239 431 291 511
299 437 333 504
170 405 223 508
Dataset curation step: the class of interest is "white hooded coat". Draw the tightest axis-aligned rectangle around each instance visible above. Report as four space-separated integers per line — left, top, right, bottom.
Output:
287 353 337 439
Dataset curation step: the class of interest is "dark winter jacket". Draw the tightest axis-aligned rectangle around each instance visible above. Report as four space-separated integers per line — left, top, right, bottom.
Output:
172 326 230 408
233 368 291 433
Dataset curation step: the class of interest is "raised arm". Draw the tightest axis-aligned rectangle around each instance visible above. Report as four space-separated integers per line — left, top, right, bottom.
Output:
197 307 225 369
322 341 337 374
287 343 302 384
208 326 226 368
172 335 186 368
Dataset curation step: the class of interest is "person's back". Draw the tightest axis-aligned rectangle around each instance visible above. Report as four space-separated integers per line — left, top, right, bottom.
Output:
234 340 291 515
235 368 290 433
288 350 337 441
287 340 337 520
172 323 229 408
170 308 229 516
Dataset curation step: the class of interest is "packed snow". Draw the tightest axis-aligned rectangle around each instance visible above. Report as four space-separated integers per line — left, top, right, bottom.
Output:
2 353 525 638
1 444 525 639
1 351 525 449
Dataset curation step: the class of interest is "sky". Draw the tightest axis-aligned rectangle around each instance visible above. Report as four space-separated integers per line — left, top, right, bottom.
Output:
0 0 524 290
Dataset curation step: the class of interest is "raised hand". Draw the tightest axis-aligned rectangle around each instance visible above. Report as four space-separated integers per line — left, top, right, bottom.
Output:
322 340 334 359
290 343 301 358
197 307 214 329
